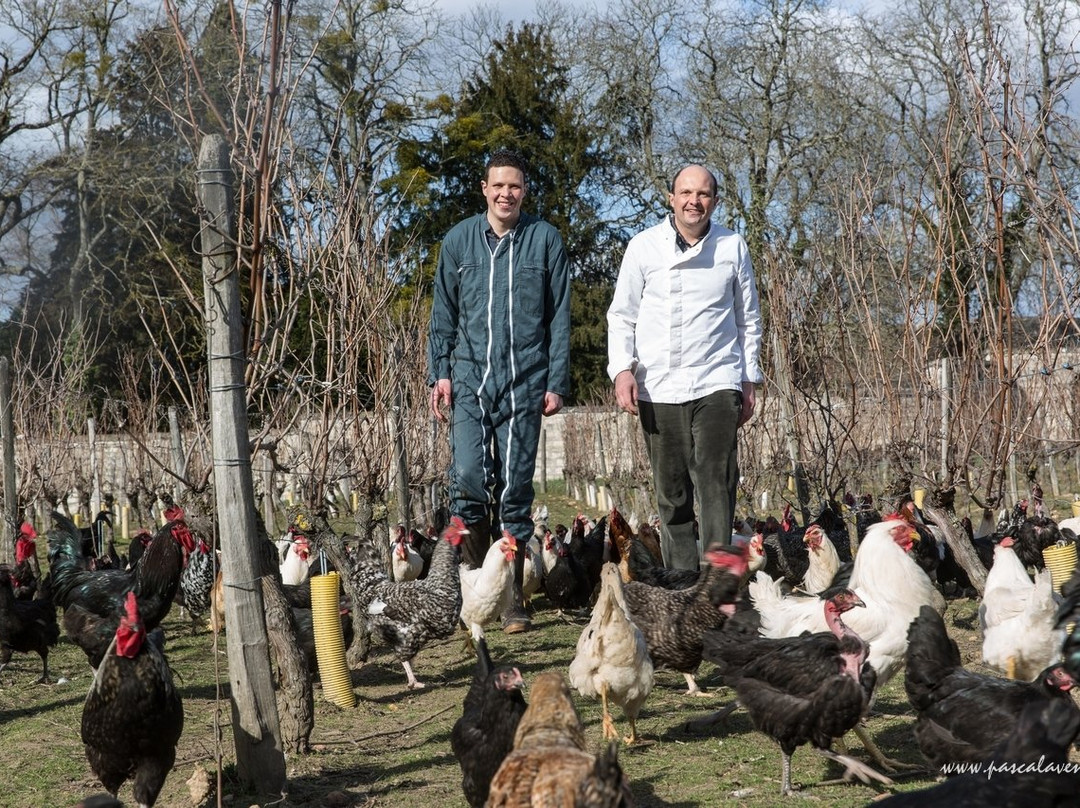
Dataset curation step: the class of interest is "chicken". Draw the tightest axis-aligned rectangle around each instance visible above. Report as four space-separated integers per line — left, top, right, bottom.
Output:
873 697 1080 807
761 502 854 589
175 538 216 634
623 544 748 695
520 539 543 605
1056 565 1080 682
50 508 194 668
701 588 889 796
485 671 635 808
750 516 945 693
460 532 518 642
799 525 840 595
543 520 597 615
390 524 423 582
407 525 440 579
11 522 40 599
904 604 1078 770
568 563 654 744
279 527 315 586
349 517 466 689
0 567 60 682
451 637 527 808
81 591 184 808
607 507 698 590
979 536 1063 680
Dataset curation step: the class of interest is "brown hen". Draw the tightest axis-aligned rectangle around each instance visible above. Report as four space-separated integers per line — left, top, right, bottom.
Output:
485 671 635 807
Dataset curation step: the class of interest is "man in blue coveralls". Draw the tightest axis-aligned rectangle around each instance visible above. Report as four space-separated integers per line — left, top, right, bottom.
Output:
428 149 571 633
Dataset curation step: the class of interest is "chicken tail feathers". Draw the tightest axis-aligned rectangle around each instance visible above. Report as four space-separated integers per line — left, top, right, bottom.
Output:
904 604 961 711
576 741 631 808
47 511 87 608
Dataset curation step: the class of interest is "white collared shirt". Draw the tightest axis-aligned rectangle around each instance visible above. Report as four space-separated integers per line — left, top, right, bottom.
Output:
606 218 764 404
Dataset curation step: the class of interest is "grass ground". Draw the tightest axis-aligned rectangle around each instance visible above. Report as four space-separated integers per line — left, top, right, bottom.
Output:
1 489 1075 808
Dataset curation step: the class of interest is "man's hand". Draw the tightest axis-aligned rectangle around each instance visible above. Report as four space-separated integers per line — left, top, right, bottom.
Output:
614 369 638 416
738 381 757 427
431 379 452 423
542 392 564 416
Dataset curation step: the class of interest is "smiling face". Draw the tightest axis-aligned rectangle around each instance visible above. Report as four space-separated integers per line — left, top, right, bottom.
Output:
482 165 526 235
668 165 717 240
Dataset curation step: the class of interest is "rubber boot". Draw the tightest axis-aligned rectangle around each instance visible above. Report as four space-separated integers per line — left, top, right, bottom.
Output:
461 516 491 570
501 537 531 633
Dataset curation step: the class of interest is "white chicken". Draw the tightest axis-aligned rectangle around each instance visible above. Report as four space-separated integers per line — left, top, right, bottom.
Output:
750 516 945 692
279 529 315 586
390 524 423 582
539 529 560 575
800 524 840 595
979 536 1063 680
459 532 518 642
568 563 654 744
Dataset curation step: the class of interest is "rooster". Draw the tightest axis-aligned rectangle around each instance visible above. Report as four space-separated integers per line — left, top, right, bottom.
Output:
81 591 183 808
0 567 60 682
569 563 654 744
701 588 890 796
486 671 635 807
905 604 1078 770
623 544 748 695
979 536 1062 680
459 531 517 642
349 517 466 689
11 522 40 599
49 508 194 668
450 637 527 808
751 516 944 692
279 527 315 586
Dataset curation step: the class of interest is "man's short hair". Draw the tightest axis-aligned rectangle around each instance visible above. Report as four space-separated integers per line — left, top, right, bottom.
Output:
486 149 529 184
670 164 718 196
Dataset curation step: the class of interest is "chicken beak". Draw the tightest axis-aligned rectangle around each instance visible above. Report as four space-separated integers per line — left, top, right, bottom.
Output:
852 595 866 608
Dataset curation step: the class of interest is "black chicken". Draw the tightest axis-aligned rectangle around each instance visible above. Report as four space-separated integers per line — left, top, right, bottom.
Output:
82 591 183 808
11 522 40 599
0 567 60 682
904 604 1079 770
873 697 1080 807
50 508 194 667
450 637 527 808
701 587 887 795
1056 566 1080 683
623 544 748 695
543 514 606 613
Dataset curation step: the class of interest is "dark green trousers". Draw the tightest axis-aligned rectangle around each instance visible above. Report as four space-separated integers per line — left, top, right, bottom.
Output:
638 389 741 570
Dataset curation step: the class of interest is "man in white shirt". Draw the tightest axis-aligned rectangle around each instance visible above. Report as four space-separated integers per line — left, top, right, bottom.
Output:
607 164 764 569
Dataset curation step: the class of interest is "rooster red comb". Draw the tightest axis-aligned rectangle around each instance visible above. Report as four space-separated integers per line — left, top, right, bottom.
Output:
19 522 37 539
163 504 185 522
444 517 467 544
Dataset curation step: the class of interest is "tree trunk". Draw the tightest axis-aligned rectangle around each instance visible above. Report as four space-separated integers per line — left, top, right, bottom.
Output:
923 496 987 596
198 133 287 794
261 577 313 754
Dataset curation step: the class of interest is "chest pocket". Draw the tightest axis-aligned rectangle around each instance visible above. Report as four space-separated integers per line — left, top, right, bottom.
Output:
456 263 485 319
514 263 546 319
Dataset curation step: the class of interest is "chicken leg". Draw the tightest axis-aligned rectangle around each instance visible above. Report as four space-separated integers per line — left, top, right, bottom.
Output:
402 661 426 690
683 672 708 696
851 725 918 772
600 683 618 741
